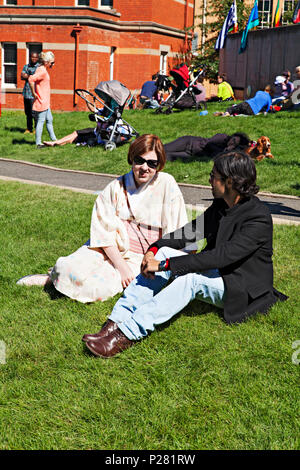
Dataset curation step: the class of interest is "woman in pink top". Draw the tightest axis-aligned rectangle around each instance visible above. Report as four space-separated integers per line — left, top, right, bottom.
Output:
28 51 57 148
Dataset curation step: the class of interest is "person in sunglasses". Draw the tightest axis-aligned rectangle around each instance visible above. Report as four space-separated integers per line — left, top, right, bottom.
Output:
83 151 287 358
28 51 57 148
31 134 186 303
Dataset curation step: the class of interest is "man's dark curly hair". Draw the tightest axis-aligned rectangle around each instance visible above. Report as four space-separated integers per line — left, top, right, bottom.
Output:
225 132 251 152
213 151 259 197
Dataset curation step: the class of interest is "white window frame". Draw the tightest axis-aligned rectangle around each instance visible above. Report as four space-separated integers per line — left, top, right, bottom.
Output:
258 0 272 29
75 0 90 7
4 0 18 5
26 43 43 63
282 0 296 24
159 51 168 76
109 47 116 80
2 42 17 89
99 0 113 9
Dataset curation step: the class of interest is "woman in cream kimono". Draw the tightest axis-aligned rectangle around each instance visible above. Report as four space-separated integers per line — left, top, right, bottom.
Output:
48 134 187 303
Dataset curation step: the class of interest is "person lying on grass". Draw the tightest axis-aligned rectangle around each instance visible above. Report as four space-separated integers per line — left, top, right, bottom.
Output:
164 132 251 162
83 151 288 359
17 134 188 303
215 85 273 117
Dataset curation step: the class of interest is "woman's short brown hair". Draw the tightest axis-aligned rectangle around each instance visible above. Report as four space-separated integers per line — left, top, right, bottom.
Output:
127 134 166 172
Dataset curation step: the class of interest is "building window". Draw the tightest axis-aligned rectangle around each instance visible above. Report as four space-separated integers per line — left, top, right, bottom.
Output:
76 0 90 6
5 0 18 5
27 43 43 62
99 0 113 8
258 0 296 28
2 43 17 88
160 51 168 75
109 47 116 80
258 0 272 28
283 0 296 24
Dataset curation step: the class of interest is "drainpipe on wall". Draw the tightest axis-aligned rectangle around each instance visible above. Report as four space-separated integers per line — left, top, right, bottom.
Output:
72 24 83 107
184 0 188 52
202 0 207 55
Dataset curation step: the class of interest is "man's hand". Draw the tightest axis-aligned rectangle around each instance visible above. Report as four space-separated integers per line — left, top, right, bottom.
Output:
141 251 160 279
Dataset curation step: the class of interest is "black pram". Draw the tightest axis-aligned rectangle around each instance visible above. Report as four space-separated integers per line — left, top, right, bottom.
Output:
155 64 206 114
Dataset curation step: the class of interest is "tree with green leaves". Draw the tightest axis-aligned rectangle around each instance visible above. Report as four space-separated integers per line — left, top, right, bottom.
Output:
192 0 252 80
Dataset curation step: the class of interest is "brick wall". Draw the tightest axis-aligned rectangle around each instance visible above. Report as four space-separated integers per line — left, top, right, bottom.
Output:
0 1 195 111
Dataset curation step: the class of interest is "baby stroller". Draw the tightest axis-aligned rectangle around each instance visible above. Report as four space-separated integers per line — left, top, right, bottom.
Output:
155 64 206 114
75 80 139 151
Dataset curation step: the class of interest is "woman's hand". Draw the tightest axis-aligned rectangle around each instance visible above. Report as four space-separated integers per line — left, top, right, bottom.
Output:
118 264 135 288
102 245 135 288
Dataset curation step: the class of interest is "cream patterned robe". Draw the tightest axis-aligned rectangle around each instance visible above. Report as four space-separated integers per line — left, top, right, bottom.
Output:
51 171 187 303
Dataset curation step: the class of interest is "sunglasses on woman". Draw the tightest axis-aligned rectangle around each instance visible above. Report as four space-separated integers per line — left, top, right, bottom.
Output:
133 155 159 169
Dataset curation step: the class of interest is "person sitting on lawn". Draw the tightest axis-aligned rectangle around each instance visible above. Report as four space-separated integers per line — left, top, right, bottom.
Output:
139 74 160 109
43 123 102 147
217 85 273 117
17 135 188 304
164 132 251 162
207 74 235 102
83 151 288 358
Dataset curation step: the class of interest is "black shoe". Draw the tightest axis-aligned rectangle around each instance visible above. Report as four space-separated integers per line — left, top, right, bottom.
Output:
36 144 45 149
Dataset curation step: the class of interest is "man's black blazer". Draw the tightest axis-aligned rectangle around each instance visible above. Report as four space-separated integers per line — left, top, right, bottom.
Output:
150 196 287 324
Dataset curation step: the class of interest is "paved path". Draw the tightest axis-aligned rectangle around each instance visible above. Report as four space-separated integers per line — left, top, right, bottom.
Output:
1 158 299 225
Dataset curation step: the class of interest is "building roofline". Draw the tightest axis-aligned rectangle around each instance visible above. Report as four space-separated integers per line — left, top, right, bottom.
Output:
0 13 191 39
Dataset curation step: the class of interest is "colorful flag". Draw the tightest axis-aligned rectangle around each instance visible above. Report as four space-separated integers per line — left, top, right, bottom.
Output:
273 0 283 27
239 0 259 54
215 1 238 50
293 0 300 23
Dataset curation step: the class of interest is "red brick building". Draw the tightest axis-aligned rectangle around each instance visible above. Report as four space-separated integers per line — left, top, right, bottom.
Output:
0 0 195 111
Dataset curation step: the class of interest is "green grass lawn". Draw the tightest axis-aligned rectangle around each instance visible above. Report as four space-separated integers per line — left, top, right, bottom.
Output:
1 106 300 196
0 181 299 450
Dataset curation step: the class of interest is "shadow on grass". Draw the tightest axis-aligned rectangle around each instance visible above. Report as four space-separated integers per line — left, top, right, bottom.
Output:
265 159 300 168
5 126 26 133
43 281 65 300
12 139 36 146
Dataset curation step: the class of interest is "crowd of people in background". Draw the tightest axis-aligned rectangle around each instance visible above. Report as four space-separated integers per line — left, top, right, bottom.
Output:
20 53 300 151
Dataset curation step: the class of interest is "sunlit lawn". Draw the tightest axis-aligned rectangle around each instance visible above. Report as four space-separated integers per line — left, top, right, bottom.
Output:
1 105 300 196
0 181 299 450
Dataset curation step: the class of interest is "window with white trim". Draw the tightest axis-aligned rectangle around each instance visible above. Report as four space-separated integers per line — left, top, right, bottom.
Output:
2 43 17 88
109 47 116 80
160 52 168 75
283 0 296 24
5 0 18 5
76 0 90 6
99 0 113 8
258 0 272 29
27 43 42 62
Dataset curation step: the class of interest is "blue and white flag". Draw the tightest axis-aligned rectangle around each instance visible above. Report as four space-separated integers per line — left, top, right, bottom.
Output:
239 0 259 53
215 1 238 50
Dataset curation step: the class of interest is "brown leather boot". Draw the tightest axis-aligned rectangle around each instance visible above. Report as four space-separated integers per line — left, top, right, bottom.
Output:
82 319 118 342
85 328 134 358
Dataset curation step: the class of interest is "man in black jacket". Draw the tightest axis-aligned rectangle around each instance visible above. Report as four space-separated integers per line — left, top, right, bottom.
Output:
84 151 287 358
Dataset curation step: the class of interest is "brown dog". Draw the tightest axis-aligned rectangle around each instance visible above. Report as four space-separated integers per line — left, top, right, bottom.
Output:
246 136 274 161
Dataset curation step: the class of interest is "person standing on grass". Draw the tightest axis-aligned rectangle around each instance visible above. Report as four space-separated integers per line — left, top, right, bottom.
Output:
21 52 40 134
83 151 288 359
28 51 57 148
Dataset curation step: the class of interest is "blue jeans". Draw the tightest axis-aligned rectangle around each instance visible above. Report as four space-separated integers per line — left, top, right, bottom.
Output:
34 108 56 145
109 247 225 341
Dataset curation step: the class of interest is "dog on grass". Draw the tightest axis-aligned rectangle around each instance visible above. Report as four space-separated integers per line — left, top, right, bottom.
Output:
246 136 274 161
